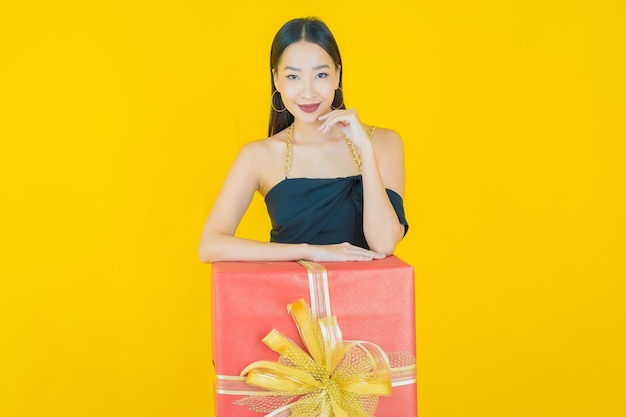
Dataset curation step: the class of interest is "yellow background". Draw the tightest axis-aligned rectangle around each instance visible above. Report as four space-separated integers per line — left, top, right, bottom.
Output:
1 1 625 416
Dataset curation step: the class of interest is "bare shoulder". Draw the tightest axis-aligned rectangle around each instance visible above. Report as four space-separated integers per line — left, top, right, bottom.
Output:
231 132 287 194
234 135 282 166
369 126 404 155
243 129 289 154
238 137 271 158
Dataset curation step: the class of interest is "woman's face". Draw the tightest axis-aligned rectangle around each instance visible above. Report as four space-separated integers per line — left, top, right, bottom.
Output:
273 41 341 122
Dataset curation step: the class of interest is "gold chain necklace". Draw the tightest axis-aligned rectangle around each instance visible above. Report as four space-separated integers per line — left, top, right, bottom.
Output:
284 123 364 177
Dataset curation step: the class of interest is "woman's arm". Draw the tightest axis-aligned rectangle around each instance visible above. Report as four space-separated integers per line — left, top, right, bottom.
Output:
319 110 406 255
359 128 406 254
198 140 386 263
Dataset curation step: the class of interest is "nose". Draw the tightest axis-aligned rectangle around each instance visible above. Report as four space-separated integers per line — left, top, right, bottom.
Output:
301 78 314 100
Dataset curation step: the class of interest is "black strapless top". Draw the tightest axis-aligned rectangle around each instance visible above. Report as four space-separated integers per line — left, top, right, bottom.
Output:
264 175 408 249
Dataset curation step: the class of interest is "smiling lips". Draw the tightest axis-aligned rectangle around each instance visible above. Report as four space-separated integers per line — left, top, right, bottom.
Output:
297 103 320 113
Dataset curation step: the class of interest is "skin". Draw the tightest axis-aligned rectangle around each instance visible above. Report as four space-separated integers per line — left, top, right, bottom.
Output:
199 41 406 262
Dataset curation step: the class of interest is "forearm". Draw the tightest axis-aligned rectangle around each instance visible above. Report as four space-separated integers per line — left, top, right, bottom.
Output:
199 233 310 263
359 145 405 254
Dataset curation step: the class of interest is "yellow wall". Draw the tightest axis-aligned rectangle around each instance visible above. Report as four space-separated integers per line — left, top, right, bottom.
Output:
2 1 624 416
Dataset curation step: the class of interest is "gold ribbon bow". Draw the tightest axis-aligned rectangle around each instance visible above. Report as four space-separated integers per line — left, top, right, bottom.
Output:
236 298 393 417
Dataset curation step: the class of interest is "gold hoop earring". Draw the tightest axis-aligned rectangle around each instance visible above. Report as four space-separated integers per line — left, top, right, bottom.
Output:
331 87 344 110
271 90 287 113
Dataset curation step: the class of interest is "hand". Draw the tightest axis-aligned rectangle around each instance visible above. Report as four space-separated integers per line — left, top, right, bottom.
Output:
305 242 386 262
318 108 370 148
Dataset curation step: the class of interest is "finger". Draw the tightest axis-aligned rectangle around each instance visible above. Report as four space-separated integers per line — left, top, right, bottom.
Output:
317 109 343 122
318 115 338 132
345 252 385 262
343 246 386 260
319 116 350 133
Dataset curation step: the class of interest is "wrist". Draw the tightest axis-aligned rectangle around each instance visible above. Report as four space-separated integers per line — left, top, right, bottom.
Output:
299 243 312 260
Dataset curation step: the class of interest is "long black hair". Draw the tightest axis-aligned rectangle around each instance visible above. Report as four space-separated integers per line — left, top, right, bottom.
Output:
269 17 346 137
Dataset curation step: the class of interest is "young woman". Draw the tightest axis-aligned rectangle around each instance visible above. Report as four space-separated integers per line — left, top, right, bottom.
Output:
199 17 408 263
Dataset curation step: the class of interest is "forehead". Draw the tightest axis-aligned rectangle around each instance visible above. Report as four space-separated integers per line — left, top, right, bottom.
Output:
277 41 334 69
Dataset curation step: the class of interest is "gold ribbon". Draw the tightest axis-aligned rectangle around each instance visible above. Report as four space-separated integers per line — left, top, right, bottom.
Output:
216 261 417 416
237 298 392 417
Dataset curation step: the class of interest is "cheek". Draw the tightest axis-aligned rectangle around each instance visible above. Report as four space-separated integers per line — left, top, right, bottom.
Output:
279 83 299 100
318 79 337 98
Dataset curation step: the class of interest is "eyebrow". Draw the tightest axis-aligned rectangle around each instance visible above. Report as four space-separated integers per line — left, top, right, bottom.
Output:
283 64 330 71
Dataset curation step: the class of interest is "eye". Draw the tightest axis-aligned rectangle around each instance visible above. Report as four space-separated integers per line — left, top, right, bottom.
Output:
316 73 329 79
286 74 299 80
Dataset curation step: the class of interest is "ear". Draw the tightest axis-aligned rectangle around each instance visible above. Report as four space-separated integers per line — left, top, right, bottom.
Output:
272 68 279 91
335 65 341 87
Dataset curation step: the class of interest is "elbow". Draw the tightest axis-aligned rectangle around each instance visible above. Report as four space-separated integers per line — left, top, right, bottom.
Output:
198 248 213 264
369 241 397 256
366 225 404 255
199 229 231 263
198 242 220 263
199 229 240 263
366 235 398 256
199 252 213 264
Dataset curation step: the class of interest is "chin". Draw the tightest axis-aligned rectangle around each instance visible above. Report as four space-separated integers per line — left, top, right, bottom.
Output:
295 112 324 124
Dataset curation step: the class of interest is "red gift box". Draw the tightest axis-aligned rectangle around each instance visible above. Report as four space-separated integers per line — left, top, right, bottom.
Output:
211 256 417 416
